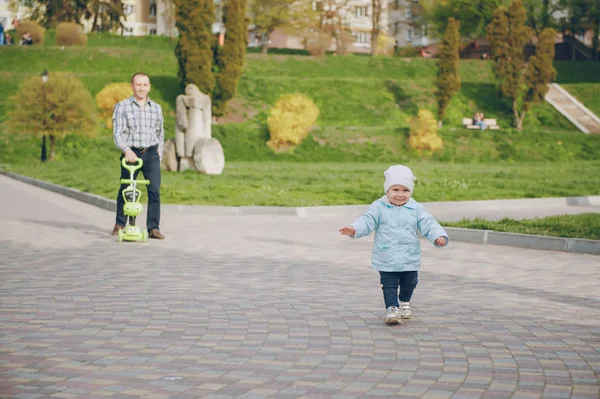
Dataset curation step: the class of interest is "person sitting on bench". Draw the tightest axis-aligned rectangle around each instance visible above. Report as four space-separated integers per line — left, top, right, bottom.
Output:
472 112 487 130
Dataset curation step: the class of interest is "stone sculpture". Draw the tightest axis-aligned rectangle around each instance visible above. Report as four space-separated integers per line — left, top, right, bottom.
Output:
162 84 225 175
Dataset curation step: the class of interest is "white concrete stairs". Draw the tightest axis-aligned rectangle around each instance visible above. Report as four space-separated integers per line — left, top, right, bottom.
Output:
545 83 600 134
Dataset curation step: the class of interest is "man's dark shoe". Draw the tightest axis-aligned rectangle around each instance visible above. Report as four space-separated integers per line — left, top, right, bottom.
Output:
111 224 124 236
148 229 165 239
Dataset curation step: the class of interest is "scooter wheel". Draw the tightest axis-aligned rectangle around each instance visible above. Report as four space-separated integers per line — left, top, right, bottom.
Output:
117 229 124 242
142 231 148 242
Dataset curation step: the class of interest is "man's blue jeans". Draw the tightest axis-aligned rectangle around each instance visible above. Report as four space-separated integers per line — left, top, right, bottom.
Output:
0 33 4 46
116 146 161 231
379 271 419 308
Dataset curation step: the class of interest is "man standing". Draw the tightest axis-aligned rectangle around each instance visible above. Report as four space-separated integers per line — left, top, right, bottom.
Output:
112 72 165 239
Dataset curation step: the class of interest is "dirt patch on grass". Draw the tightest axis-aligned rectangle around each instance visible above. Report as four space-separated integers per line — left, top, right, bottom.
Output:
217 97 261 124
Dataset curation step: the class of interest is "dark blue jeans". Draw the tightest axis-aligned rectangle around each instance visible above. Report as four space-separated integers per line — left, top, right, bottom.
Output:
379 271 419 309
116 147 161 231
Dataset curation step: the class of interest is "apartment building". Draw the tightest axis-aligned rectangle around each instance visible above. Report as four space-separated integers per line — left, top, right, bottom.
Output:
2 0 432 53
388 0 431 48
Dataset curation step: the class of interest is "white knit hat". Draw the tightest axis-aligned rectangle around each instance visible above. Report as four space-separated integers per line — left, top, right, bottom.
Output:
384 165 416 193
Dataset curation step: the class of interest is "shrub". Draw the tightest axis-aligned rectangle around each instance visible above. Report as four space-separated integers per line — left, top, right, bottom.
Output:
267 94 320 150
56 22 87 46
409 109 443 154
9 72 96 161
16 20 45 45
95 82 132 129
374 33 395 56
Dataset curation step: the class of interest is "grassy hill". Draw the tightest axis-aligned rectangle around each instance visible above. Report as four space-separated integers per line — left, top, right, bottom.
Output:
1 37 600 206
3 38 600 165
2 38 599 133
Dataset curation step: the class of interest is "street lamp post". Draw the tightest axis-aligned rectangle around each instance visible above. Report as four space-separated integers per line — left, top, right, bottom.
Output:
41 69 48 162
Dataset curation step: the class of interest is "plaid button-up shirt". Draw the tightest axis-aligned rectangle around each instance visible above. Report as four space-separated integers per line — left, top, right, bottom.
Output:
113 96 164 159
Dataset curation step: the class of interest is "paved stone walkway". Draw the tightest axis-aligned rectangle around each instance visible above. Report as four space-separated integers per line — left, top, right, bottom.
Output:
1 176 599 399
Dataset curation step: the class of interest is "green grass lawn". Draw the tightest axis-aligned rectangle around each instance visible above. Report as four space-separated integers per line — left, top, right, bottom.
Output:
4 158 600 206
2 44 597 133
443 213 600 241
560 83 600 116
1 37 600 242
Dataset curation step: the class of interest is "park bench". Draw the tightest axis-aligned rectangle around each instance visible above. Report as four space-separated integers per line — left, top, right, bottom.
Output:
462 117 500 130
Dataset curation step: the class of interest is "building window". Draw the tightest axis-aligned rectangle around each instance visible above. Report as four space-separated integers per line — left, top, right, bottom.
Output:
405 8 412 19
406 29 412 41
394 21 400 35
149 0 157 17
355 6 368 18
124 4 134 15
353 31 369 44
149 28 157 35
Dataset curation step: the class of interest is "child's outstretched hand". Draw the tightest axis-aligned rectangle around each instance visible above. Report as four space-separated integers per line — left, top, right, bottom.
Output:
435 236 447 246
339 226 356 237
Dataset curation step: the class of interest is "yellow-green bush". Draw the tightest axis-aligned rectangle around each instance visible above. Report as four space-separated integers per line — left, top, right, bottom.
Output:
16 20 45 45
374 34 395 56
9 72 96 160
96 83 132 129
409 109 443 154
56 22 87 46
267 94 319 150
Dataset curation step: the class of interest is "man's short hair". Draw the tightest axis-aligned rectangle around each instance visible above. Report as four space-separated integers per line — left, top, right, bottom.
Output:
131 72 150 83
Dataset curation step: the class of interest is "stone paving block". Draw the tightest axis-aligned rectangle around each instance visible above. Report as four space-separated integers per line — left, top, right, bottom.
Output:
1 176 600 398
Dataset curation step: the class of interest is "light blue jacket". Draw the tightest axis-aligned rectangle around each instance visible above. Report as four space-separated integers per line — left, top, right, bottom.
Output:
351 196 448 272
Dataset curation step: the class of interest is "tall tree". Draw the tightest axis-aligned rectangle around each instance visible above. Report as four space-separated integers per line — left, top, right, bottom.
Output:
486 0 538 130
435 17 461 127
248 0 294 54
524 28 557 108
213 0 248 116
10 0 124 31
82 0 125 32
523 0 559 35
559 0 600 60
592 0 600 60
174 0 215 95
421 0 509 39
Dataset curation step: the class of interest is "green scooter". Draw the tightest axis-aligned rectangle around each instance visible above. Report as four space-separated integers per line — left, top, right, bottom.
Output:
117 158 150 242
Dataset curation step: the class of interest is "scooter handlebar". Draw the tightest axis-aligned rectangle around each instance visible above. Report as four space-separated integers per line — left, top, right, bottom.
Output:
120 179 150 185
121 157 144 172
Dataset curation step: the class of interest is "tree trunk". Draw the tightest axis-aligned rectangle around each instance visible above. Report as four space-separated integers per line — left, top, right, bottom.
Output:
92 5 99 32
513 100 525 130
49 135 56 161
438 120 442 128
593 17 600 61
370 0 381 56
541 0 549 29
261 32 269 54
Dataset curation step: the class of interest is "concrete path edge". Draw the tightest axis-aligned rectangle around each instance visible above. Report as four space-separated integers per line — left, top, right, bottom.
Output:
2 170 599 256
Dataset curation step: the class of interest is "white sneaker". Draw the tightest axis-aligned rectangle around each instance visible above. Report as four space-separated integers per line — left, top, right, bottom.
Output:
385 306 402 325
400 302 412 319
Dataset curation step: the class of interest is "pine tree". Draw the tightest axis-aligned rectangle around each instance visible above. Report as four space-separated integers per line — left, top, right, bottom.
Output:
524 28 557 108
213 0 248 117
486 0 532 129
175 0 215 95
435 17 461 128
